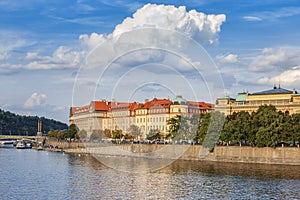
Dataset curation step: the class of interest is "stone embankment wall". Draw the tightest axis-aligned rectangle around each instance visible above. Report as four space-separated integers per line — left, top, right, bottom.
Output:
210 146 300 165
39 137 300 165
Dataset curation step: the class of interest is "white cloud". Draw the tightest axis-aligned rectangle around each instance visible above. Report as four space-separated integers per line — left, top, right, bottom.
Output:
25 52 40 60
24 46 85 70
0 52 10 60
257 66 300 88
79 32 109 50
24 93 47 109
249 47 300 72
1 4 226 73
245 7 300 22
216 54 238 64
76 3 226 78
113 4 225 44
97 0 144 12
0 31 33 63
264 7 300 19
80 4 226 49
243 16 262 21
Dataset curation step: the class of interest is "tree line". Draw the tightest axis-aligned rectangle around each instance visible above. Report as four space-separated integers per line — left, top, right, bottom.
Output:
220 105 300 147
168 105 300 148
0 108 68 136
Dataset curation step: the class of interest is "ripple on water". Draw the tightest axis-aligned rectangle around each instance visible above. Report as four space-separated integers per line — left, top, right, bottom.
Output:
1 149 300 199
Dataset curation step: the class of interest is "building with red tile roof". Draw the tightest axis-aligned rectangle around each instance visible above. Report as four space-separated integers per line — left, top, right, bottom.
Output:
69 96 214 139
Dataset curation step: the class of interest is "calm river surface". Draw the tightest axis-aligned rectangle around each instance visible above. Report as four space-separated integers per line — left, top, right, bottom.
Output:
1 148 300 199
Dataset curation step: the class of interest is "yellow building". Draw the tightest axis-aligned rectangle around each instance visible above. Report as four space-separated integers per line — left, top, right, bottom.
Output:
215 86 300 115
70 96 213 139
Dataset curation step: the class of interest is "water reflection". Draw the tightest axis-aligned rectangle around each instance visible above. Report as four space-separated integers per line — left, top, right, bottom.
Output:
157 159 300 180
1 149 300 199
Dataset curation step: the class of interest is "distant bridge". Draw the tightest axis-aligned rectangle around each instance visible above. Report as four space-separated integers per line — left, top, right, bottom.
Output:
0 135 37 140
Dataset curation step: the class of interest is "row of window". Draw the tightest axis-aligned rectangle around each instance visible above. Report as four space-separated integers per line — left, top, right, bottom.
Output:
135 107 191 114
102 125 166 132
136 116 168 123
111 111 130 116
233 99 291 106
103 116 170 124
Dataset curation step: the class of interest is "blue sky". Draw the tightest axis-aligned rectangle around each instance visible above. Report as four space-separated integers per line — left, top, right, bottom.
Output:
1 0 300 123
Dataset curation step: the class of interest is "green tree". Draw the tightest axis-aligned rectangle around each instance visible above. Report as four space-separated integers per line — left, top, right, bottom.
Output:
47 129 63 138
167 114 197 141
103 129 111 138
166 115 181 139
252 105 282 147
64 124 78 139
221 111 251 146
78 129 87 139
89 131 100 141
195 113 211 144
220 116 233 145
146 129 161 140
202 111 225 151
0 108 67 136
127 124 141 139
289 114 300 146
112 129 123 139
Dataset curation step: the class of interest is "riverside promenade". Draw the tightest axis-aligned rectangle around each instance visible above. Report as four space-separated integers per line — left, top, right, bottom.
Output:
39 137 300 166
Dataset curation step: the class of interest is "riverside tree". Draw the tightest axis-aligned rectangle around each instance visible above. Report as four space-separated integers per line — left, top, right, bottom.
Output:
220 105 300 147
146 129 162 140
167 114 199 141
127 124 141 139
221 111 252 146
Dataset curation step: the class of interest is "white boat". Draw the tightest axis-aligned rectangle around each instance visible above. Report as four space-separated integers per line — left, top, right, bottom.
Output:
0 141 14 148
25 143 32 149
37 146 43 151
1 141 13 145
16 141 26 149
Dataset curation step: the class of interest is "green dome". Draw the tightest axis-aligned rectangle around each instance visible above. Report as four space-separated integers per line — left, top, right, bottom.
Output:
173 95 187 105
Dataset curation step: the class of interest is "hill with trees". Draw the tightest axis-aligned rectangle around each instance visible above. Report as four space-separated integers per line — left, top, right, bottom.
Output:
0 108 68 136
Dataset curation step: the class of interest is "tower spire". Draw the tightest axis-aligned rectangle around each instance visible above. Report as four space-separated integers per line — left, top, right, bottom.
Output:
37 119 42 136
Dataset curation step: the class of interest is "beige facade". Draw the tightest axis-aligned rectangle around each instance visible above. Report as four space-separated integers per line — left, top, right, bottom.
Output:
70 96 213 139
215 86 300 115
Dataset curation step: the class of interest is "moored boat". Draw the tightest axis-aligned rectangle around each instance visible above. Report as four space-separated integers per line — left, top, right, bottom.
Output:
0 141 14 148
25 142 32 149
16 141 26 149
37 146 43 151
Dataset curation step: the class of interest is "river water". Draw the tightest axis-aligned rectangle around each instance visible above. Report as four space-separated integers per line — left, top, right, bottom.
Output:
0 148 300 199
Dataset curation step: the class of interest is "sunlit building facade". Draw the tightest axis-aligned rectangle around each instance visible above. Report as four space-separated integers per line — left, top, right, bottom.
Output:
70 96 213 139
215 86 300 116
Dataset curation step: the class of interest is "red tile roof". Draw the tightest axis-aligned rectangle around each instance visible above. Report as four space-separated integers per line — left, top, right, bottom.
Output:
142 98 172 109
92 101 110 111
73 105 90 113
71 98 214 116
187 101 214 109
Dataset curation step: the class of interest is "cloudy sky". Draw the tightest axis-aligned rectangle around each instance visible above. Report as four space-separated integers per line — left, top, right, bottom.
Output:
1 0 300 123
